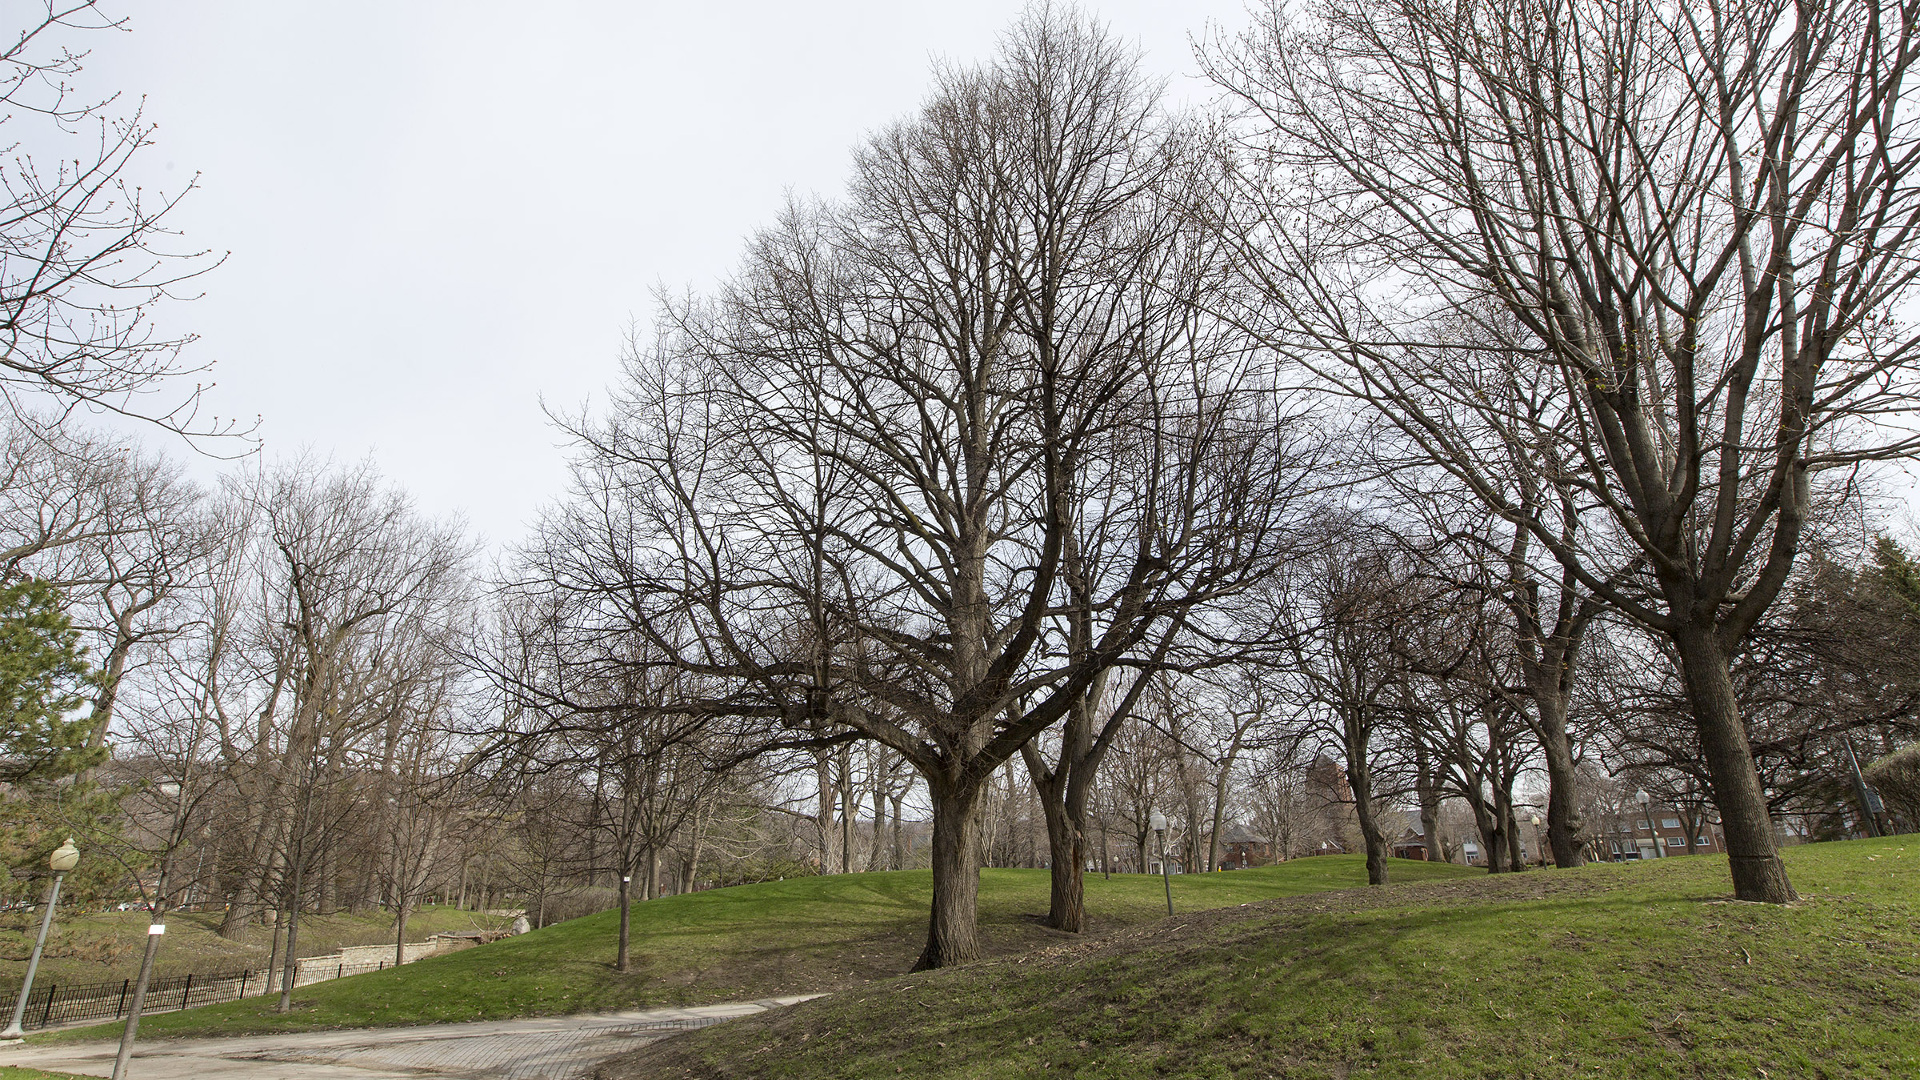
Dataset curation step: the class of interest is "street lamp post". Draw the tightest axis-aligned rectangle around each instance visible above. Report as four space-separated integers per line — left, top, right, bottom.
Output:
1638 791 1662 858
1529 814 1543 868
2 838 79 1041
1150 811 1173 917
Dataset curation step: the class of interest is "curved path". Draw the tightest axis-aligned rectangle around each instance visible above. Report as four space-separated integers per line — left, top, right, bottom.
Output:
0 996 817 1079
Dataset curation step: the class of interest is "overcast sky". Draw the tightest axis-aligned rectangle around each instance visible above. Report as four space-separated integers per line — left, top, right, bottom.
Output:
68 1 1256 549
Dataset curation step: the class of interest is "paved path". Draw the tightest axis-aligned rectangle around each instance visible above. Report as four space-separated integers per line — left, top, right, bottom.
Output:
0 997 817 1079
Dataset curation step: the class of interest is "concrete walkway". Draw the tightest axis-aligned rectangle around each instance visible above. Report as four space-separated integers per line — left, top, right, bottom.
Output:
0 997 817 1079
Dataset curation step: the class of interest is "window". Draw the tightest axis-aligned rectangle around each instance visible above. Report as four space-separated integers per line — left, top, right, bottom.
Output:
1665 836 1686 847
1661 817 1682 829
1695 837 1708 847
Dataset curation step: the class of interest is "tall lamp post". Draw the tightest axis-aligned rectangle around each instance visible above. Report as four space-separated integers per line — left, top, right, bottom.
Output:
1529 814 1543 868
1150 811 1173 917
1638 791 1662 858
2 837 79 1040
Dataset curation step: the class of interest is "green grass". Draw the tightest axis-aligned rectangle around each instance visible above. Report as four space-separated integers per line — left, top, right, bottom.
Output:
0 904 507 985
33 857 1472 1042
0 1069 94 1079
607 837 1920 1079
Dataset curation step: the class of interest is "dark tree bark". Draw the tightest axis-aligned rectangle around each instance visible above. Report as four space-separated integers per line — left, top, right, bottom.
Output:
614 872 632 972
1212 0 1920 905
914 777 982 970
1414 742 1444 863
1673 627 1796 900
1342 722 1390 886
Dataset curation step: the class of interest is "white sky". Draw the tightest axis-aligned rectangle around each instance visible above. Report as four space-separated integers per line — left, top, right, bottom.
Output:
74 1 1257 550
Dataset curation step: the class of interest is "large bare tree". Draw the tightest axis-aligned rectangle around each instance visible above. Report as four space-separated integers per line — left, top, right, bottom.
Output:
552 12 1304 969
1210 0 1920 902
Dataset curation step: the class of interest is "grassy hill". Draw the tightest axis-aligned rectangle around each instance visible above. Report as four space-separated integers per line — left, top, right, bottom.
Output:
0 904 509 986
600 837 1919 1079
35 857 1472 1041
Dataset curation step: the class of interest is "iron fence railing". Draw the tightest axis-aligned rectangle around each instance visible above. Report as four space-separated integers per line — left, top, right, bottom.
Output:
0 956 400 1031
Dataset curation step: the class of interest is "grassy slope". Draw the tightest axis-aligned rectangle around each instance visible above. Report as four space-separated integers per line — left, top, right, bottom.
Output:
0 905 508 985
0 1069 92 1080
608 837 1920 1080
37 858 1472 1041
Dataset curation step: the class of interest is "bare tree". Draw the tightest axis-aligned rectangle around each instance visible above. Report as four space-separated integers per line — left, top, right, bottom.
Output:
493 774 586 929
1194 670 1272 873
1211 0 1920 902
490 590 746 970
1279 539 1425 884
186 459 472 1010
373 678 463 967
554 11 1302 970
0 420 121 573
1 3 239 436
27 444 213 754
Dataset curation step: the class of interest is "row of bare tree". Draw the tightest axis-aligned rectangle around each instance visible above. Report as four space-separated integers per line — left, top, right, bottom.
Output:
5 0 1919 985
497 0 1920 971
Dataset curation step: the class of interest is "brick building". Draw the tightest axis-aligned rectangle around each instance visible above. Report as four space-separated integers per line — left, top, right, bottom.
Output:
1599 800 1727 861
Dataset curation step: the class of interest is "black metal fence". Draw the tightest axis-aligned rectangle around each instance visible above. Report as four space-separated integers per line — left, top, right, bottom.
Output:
0 956 398 1032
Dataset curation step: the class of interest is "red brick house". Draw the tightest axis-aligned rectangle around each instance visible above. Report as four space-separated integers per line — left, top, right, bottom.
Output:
1220 825 1273 869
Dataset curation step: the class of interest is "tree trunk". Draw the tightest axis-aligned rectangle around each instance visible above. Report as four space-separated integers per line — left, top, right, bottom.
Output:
1353 793 1389 885
869 784 887 872
275 870 303 1012
1022 741 1090 932
394 903 409 968
275 755 318 1013
219 791 280 939
1529 678 1587 868
814 749 835 874
643 847 660 902
890 792 906 870
910 778 982 971
614 872 632 972
683 828 704 893
86 616 136 752
1467 789 1508 873
1041 812 1086 932
1027 756 1087 933
264 915 284 994
1027 781 1042 869
1207 766 1233 874
1343 713 1388 886
109 854 172 1080
1415 746 1444 863
838 744 856 874
1672 626 1797 902
1181 764 1206 874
